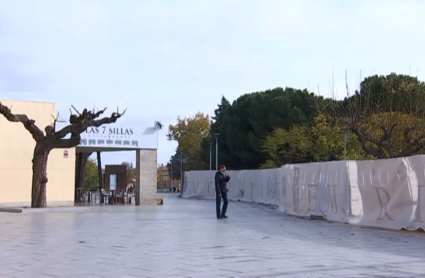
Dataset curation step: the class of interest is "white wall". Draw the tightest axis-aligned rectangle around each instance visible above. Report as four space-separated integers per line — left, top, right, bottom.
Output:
183 155 425 231
0 99 75 207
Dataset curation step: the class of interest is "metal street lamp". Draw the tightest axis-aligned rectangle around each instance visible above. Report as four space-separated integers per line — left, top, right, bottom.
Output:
179 153 187 196
214 133 220 170
154 121 163 149
343 129 351 216
170 162 173 192
180 152 183 186
209 141 213 170
344 130 348 160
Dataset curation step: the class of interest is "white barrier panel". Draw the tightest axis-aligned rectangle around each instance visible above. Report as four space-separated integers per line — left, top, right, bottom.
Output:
283 161 350 222
348 155 425 230
183 169 285 211
183 162 350 221
405 155 425 230
183 155 425 231
228 169 284 209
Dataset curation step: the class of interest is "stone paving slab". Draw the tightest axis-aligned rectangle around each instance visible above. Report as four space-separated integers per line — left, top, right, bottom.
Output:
0 206 96 214
0 194 424 278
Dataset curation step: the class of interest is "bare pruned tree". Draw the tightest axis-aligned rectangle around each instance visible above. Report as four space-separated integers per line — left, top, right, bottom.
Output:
323 73 425 159
0 102 125 207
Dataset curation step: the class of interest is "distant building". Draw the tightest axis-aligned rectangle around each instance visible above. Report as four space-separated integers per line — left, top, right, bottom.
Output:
157 164 170 190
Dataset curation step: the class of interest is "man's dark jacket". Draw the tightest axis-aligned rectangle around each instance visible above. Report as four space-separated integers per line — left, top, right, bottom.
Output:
215 171 230 195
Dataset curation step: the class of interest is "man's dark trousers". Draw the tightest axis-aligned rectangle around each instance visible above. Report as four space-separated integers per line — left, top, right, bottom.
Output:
216 192 228 218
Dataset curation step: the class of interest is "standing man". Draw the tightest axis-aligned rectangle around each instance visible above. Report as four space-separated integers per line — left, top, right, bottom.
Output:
215 164 230 219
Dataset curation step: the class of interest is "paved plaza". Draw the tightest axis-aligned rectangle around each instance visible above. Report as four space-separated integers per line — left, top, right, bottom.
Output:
0 194 424 278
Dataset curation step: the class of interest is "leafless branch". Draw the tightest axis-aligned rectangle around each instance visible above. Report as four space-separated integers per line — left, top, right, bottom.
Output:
55 106 125 139
54 137 81 149
319 73 425 159
0 101 45 141
71 105 80 115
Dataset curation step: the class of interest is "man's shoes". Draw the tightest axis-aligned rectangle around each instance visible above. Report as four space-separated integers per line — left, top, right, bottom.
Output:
217 216 223 219
221 215 228 219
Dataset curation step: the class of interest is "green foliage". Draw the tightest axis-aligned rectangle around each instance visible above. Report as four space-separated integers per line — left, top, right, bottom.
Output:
332 73 425 158
167 146 184 180
177 73 425 170
201 88 327 169
260 114 367 168
261 125 313 168
121 161 136 183
311 113 366 161
85 158 99 191
357 73 425 112
167 112 210 170
199 96 236 170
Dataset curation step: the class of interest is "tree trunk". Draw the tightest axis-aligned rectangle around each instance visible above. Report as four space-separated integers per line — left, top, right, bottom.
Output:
31 144 51 208
77 152 91 190
74 152 91 203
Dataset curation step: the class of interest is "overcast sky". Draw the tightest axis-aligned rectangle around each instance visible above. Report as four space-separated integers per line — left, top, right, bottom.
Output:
1 0 425 166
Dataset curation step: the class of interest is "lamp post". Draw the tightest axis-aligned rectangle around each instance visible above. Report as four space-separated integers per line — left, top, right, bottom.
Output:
214 133 220 170
344 130 348 160
209 141 213 170
170 162 173 192
180 152 183 187
154 121 163 153
343 129 351 216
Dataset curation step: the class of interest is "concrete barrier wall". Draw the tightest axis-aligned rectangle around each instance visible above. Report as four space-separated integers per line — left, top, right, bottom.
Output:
182 155 425 231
